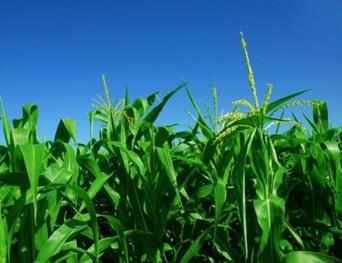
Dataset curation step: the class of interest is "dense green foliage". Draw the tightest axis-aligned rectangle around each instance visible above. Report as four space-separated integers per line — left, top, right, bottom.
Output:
0 35 341 262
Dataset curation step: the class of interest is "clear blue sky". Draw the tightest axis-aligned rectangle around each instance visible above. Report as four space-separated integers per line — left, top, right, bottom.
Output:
0 0 341 143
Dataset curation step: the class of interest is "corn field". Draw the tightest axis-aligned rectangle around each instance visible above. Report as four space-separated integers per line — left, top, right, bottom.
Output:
0 35 341 263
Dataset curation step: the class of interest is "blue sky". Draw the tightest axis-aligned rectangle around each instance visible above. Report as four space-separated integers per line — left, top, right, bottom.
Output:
0 0 341 143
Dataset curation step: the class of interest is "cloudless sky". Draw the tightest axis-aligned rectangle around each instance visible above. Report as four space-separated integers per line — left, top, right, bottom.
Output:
0 0 341 144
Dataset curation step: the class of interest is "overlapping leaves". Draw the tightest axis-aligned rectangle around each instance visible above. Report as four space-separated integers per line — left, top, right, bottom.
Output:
0 35 341 262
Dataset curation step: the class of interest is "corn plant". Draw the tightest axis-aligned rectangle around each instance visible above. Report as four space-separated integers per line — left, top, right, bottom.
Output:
0 34 341 262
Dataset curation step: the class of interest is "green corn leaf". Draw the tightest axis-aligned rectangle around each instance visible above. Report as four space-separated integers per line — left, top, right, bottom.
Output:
22 104 39 135
303 112 319 133
35 184 99 263
0 97 12 147
77 156 112 208
133 97 150 116
143 83 185 124
88 111 95 141
44 164 72 184
110 141 146 176
0 202 7 263
102 215 128 262
5 194 26 234
267 89 310 114
77 156 102 177
283 221 305 250
232 129 256 260
11 128 30 146
283 251 342 263
43 142 78 185
19 144 45 223
179 230 209 263
81 230 155 263
79 237 119 263
103 184 121 208
196 184 213 198
185 86 213 140
18 204 36 262
125 87 130 106
253 196 285 263
156 143 181 204
320 141 342 218
54 119 77 143
34 220 87 263
60 142 79 179
214 178 226 241
79 172 109 211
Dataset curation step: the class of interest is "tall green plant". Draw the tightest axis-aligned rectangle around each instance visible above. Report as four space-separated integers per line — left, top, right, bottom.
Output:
0 34 341 262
